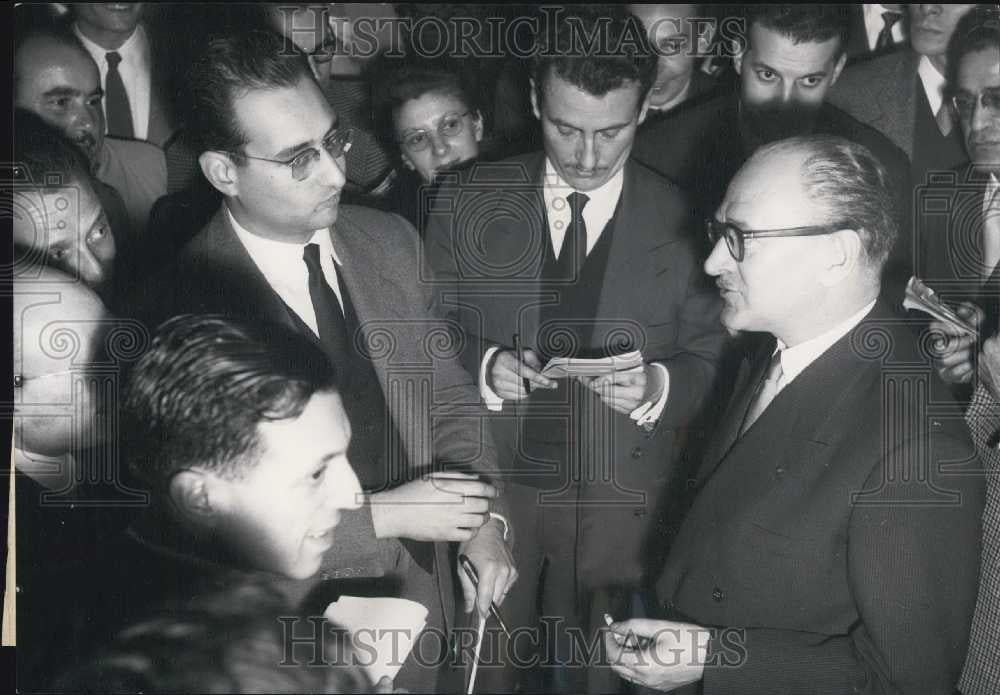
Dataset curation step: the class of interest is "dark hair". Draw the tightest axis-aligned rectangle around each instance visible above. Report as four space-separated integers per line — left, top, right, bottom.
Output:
13 108 94 189
185 30 313 161
745 5 851 54
947 6 1000 92
757 135 897 268
374 61 478 138
531 6 657 109
124 315 337 491
54 581 371 693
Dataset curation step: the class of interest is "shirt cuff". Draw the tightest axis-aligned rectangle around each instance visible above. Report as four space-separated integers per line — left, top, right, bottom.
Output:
480 346 504 412
629 363 670 427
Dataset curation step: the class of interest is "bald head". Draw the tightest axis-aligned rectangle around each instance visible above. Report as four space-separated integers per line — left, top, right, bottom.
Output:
15 31 106 163
14 266 111 459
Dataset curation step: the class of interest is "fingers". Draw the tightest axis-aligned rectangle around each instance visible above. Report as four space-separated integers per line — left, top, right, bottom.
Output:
493 351 557 393
521 349 543 370
431 478 498 500
609 618 667 638
956 301 986 329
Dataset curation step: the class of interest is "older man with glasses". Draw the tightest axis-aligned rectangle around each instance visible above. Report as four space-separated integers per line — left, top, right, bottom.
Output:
604 135 985 694
132 29 515 693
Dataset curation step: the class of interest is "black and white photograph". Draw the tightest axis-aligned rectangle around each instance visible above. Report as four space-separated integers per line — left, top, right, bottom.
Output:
5 3 1000 693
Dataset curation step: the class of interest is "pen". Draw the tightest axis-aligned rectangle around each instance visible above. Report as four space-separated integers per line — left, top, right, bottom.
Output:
512 332 531 394
459 554 512 638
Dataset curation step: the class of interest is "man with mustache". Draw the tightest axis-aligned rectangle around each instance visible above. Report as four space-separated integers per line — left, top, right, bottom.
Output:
606 135 983 695
425 7 725 691
919 8 1000 693
634 5 911 298
14 25 167 270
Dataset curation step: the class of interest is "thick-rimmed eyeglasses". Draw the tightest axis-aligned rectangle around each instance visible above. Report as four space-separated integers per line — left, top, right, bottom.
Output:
706 218 847 262
235 128 354 182
399 111 472 152
952 87 1000 121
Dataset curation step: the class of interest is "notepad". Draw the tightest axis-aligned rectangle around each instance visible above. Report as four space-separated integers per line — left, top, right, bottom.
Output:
539 350 644 378
325 596 428 684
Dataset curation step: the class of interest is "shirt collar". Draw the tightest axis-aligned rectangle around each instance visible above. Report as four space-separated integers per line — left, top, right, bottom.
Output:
226 206 342 266
775 299 877 385
73 22 147 63
917 55 947 116
541 157 625 211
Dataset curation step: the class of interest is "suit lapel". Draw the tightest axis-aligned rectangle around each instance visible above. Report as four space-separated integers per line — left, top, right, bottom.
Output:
697 335 775 486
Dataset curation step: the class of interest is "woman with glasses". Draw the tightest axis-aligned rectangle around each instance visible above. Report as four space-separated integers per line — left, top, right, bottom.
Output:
372 63 489 234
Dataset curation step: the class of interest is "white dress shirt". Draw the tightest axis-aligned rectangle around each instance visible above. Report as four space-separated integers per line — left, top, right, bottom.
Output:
228 207 344 337
74 23 152 141
769 300 878 394
479 158 671 427
918 55 947 118
862 4 906 51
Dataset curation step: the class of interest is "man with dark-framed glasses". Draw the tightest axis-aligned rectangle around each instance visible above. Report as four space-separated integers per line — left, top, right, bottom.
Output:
131 29 515 693
604 135 984 694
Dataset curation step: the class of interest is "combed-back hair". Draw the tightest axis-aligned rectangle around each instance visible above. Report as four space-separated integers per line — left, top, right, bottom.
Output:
947 6 1000 92
531 6 657 108
745 4 851 53
124 314 337 490
755 135 898 268
184 29 313 161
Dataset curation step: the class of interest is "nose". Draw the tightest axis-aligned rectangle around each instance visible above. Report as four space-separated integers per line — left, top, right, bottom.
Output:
329 461 363 512
76 247 107 289
576 134 597 172
704 237 733 276
316 146 347 190
915 5 941 18
70 103 98 135
430 132 451 159
971 95 993 132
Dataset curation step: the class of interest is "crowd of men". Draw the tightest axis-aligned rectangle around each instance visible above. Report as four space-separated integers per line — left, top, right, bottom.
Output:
7 3 1000 694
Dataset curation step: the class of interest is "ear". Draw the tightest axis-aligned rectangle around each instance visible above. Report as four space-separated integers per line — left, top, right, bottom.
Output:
199 151 240 197
472 110 484 143
529 78 541 121
168 470 219 524
637 91 651 126
819 228 863 286
830 51 847 86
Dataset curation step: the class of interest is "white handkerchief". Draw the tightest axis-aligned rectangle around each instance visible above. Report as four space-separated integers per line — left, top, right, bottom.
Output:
325 596 429 684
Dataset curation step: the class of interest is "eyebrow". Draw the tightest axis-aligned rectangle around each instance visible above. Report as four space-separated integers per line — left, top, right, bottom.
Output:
751 59 828 79
271 118 340 160
549 116 633 133
42 86 83 99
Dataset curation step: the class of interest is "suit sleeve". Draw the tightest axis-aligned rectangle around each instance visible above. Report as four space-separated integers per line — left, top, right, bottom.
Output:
700 436 983 695
652 235 727 433
391 213 512 523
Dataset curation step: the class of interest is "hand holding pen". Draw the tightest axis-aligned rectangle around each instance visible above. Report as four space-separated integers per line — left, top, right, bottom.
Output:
459 554 512 638
488 342 556 400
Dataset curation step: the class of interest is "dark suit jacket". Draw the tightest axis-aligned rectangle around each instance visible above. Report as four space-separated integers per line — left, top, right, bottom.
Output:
134 204 505 616
830 49 920 159
656 303 984 694
423 153 726 587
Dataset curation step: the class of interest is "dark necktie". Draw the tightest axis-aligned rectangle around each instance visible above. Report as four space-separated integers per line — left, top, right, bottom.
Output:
557 191 590 278
303 243 350 363
875 11 902 51
104 51 135 138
